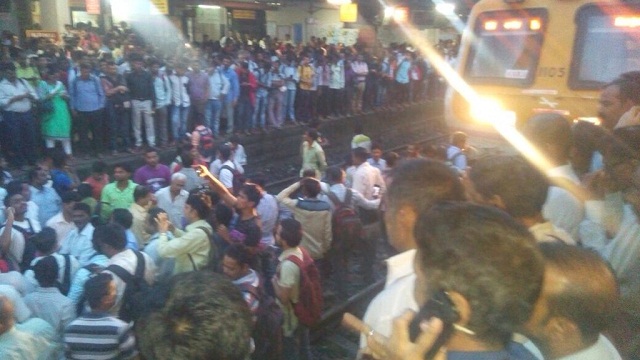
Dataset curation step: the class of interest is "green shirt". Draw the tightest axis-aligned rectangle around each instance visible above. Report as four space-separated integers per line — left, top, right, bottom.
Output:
100 180 137 220
15 63 40 87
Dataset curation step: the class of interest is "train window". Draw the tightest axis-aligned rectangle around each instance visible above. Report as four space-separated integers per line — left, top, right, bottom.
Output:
570 5 640 90
464 9 547 87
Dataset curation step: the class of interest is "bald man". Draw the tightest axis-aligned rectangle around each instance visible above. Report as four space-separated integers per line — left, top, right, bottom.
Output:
524 243 622 359
0 295 55 359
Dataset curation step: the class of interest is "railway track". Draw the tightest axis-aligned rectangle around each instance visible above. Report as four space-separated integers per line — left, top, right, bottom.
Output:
296 131 450 359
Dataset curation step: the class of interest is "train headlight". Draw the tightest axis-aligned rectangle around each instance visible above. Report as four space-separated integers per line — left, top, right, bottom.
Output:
470 97 516 126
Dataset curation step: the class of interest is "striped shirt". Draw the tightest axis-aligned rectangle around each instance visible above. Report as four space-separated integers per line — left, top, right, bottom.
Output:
64 313 137 360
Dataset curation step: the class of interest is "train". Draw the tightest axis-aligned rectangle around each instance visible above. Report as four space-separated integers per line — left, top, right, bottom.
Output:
445 0 640 131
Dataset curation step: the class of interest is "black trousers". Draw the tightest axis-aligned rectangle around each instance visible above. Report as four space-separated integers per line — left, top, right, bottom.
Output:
76 109 105 155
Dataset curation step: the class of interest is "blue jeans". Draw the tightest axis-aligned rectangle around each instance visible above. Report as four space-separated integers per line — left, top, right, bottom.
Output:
282 326 311 360
253 91 268 130
223 97 235 134
283 88 297 121
170 105 189 141
376 83 387 107
236 97 254 132
0 110 36 167
205 99 222 136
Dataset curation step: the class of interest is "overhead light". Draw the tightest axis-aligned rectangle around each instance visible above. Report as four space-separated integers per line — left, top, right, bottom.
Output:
198 5 221 9
384 6 395 19
435 3 455 15
328 0 351 6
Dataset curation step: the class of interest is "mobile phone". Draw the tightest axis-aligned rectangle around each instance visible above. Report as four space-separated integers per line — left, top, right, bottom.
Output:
372 185 381 197
409 290 459 359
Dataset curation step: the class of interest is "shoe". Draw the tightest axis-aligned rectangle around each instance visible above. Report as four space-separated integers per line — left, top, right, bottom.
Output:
125 148 134 154
111 150 118 156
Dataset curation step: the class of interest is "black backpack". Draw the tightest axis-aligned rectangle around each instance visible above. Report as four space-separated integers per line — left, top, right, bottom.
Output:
237 281 283 360
0 219 38 272
186 226 219 272
56 254 72 296
106 251 152 322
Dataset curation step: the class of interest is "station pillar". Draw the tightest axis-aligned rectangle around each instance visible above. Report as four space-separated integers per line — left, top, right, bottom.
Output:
39 0 71 34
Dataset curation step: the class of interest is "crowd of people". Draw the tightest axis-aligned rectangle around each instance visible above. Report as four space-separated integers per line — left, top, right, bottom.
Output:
0 22 443 170
0 22 639 360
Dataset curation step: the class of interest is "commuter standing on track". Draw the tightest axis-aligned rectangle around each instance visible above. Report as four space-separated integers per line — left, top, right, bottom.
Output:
300 129 327 179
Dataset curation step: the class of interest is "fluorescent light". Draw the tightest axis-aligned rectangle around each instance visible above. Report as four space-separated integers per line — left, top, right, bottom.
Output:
436 3 455 15
198 5 221 9
384 6 395 18
328 0 351 5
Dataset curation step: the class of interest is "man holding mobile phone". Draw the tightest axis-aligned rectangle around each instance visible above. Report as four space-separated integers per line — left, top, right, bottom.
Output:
360 159 465 350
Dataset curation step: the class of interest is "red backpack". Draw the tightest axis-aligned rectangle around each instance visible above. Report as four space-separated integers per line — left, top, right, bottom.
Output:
285 247 323 327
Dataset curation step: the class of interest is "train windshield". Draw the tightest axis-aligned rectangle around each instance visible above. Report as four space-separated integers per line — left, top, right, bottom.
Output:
571 5 640 89
465 9 547 87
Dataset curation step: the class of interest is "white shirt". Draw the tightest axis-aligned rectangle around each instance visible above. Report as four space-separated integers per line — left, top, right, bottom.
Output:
256 193 278 247
168 74 190 107
367 158 387 172
0 271 34 296
326 183 380 212
218 160 237 190
24 253 80 288
361 249 419 348
0 284 32 322
2 217 41 263
232 144 247 166
153 73 171 108
352 162 386 201
209 158 244 177
26 201 39 225
208 68 230 100
23 287 75 339
447 145 467 173
104 249 156 315
523 334 621 360
45 212 76 249
580 200 640 318
59 223 95 266
0 78 38 112
155 186 189 229
543 164 584 239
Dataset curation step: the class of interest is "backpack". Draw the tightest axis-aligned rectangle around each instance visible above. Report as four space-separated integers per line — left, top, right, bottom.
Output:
327 189 364 251
105 250 152 322
56 254 72 296
186 226 219 271
221 164 245 195
285 247 323 327
238 281 283 360
0 219 38 272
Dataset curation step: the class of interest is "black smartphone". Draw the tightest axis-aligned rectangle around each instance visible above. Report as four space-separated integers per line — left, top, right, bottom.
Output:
409 290 459 359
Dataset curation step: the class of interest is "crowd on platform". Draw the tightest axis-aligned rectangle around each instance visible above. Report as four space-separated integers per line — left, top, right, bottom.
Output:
0 22 639 360
0 22 450 170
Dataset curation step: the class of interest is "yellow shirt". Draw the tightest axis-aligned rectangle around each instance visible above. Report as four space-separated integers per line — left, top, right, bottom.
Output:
298 65 315 91
156 219 212 274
